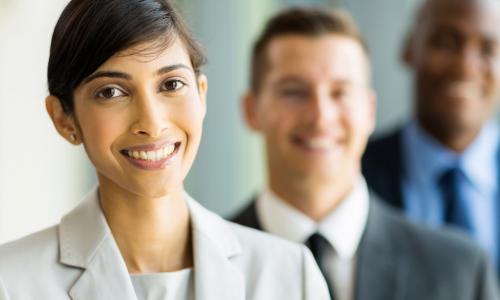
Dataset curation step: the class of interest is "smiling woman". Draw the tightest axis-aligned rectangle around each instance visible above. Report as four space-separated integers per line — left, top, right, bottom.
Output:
0 0 329 299
62 38 206 201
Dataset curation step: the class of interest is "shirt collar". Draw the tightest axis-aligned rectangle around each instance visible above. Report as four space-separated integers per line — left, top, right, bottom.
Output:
403 120 457 182
403 119 498 195
256 177 370 260
460 121 498 194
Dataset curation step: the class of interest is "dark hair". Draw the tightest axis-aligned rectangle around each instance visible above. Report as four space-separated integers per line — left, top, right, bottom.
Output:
250 7 369 92
48 0 206 114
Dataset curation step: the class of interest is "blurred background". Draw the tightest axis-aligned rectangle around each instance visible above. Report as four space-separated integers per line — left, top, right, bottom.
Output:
0 0 418 243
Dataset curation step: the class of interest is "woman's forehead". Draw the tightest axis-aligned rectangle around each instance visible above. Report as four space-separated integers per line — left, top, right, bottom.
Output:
99 37 193 72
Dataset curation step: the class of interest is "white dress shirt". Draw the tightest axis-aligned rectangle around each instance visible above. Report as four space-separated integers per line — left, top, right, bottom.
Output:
256 177 370 300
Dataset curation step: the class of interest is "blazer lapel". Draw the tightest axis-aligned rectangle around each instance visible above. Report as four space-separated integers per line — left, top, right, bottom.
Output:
188 197 246 300
68 239 137 300
58 187 137 300
59 189 246 300
355 198 408 300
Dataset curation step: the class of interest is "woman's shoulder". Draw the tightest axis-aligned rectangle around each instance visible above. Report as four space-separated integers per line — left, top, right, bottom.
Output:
189 197 309 261
225 221 330 299
228 221 306 257
225 220 318 275
0 225 59 262
0 225 83 296
0 225 61 278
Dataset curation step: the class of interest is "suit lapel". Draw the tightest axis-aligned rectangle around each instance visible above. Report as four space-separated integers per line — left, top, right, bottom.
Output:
188 197 246 300
59 187 137 300
231 196 262 230
355 198 408 300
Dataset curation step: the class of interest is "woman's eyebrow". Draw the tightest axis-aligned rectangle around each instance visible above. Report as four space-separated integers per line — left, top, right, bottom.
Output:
82 63 191 84
83 71 131 84
156 64 191 75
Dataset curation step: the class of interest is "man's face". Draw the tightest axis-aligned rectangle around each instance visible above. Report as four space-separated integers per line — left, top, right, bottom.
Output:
406 0 500 138
244 34 375 184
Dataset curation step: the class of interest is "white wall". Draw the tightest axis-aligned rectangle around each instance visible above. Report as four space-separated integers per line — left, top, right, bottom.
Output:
0 0 94 243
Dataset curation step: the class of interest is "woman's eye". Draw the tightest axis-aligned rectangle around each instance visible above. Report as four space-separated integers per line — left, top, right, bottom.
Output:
161 79 186 92
95 87 126 99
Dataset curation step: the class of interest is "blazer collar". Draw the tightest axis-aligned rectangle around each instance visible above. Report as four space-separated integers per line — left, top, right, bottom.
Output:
59 186 245 300
187 196 245 299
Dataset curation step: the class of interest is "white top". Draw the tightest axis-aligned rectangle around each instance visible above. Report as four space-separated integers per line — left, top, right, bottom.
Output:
131 268 195 300
256 177 370 300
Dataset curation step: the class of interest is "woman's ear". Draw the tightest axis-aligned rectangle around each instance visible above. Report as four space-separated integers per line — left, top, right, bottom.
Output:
197 74 208 117
45 95 81 145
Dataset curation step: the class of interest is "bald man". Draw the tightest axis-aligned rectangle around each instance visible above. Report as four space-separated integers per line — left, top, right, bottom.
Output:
363 0 500 274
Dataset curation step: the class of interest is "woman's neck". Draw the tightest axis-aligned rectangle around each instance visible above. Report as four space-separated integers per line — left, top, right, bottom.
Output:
97 175 193 274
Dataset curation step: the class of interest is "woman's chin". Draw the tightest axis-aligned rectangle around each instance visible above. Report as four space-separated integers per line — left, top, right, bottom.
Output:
100 177 183 201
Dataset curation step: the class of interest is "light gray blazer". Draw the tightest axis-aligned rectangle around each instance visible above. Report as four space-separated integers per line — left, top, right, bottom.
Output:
0 187 329 300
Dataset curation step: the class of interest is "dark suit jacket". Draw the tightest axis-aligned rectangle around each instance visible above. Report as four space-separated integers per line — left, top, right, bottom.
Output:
363 127 500 216
232 196 499 300
362 129 405 209
362 128 500 273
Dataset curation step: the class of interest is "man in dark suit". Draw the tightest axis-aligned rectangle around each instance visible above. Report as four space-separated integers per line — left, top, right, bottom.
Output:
362 0 500 274
232 6 499 300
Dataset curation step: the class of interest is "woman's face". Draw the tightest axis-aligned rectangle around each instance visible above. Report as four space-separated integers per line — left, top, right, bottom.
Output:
70 38 207 198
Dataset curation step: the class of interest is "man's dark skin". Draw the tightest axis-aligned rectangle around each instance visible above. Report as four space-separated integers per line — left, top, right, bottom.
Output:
404 0 500 152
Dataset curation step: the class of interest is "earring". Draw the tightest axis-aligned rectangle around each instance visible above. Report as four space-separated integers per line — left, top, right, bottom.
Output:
69 133 77 143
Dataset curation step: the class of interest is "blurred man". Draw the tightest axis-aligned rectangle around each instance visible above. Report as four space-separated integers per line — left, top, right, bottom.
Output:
233 7 498 300
362 0 500 273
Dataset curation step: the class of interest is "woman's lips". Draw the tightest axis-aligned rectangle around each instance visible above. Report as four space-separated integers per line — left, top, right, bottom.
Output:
120 142 181 170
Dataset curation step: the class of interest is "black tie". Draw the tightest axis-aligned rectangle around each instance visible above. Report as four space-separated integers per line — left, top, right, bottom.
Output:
306 233 336 300
439 166 473 232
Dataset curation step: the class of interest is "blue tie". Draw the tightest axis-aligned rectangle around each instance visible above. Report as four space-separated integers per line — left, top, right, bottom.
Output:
439 166 473 232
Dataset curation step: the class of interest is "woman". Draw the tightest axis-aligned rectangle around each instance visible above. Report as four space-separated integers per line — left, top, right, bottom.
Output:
0 0 329 299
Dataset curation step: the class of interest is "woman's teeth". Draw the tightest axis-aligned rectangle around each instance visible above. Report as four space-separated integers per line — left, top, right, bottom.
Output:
127 144 176 161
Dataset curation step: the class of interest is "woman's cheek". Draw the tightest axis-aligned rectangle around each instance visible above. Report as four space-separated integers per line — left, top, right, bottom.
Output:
81 113 125 157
